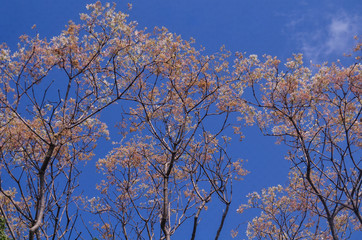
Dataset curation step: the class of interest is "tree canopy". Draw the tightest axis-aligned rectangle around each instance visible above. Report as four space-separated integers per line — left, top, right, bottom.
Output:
0 2 361 239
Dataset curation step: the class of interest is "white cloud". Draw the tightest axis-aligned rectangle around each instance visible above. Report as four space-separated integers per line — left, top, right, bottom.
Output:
288 11 361 63
326 17 357 54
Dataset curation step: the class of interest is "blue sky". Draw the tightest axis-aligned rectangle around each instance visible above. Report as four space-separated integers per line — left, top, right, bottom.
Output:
1 0 361 61
0 0 361 239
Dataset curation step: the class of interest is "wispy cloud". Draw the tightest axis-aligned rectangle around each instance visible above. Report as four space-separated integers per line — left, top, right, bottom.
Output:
286 9 361 63
326 17 357 54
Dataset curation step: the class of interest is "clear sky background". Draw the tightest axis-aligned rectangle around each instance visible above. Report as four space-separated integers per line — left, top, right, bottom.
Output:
0 0 361 239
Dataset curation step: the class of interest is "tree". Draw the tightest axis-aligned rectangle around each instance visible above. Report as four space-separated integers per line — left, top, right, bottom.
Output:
239 169 356 240
1 1 361 239
0 2 247 239
233 44 361 239
89 26 247 240
0 2 159 238
0 217 9 240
